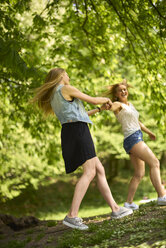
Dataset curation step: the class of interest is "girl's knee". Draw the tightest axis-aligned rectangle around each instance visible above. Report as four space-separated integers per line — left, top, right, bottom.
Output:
151 158 160 169
134 171 145 181
134 165 145 180
97 165 105 177
95 159 106 176
86 170 96 181
83 164 96 181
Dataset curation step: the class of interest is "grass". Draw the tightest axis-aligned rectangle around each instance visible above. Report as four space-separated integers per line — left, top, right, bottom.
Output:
35 232 45 241
0 169 161 221
56 202 166 248
1 240 27 248
47 220 58 227
0 169 165 248
0 202 166 247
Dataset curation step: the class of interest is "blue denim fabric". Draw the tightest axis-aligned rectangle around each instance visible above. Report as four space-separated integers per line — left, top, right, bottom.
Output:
51 85 92 125
123 130 143 154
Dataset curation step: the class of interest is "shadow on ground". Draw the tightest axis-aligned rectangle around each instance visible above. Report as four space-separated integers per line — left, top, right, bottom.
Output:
0 173 156 220
0 202 166 248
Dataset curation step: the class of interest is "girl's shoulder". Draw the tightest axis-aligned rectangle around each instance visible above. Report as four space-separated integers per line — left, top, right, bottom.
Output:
61 84 78 93
112 101 123 115
128 102 137 109
113 101 122 107
55 84 64 92
128 101 135 106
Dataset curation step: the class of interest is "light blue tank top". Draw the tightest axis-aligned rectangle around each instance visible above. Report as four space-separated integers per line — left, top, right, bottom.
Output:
50 85 92 125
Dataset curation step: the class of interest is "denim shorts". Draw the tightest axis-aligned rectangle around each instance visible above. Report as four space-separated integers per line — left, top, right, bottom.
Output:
123 130 143 154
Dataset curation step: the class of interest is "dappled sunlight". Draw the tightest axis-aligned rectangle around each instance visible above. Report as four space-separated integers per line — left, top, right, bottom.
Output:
0 171 159 221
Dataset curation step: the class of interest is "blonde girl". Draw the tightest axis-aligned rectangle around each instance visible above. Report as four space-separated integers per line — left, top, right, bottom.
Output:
31 69 132 230
107 80 166 210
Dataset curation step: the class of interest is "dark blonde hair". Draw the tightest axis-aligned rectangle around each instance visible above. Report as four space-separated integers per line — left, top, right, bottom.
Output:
105 79 132 102
31 68 65 115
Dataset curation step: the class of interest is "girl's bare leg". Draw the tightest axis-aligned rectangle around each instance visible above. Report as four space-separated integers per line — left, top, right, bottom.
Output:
130 141 165 197
127 154 145 203
95 157 119 212
68 157 96 218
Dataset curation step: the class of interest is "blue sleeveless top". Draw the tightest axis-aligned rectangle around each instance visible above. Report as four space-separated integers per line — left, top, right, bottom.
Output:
50 85 92 125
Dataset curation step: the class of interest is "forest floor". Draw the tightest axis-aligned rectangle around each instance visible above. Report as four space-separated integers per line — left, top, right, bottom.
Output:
0 201 166 248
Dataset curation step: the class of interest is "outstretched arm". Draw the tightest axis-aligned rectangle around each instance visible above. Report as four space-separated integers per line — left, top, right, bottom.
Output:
109 101 122 114
87 103 111 116
139 121 156 140
62 85 112 105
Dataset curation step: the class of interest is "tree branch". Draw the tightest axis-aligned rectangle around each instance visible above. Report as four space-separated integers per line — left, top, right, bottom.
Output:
73 0 98 58
82 0 88 32
148 0 166 20
106 0 137 40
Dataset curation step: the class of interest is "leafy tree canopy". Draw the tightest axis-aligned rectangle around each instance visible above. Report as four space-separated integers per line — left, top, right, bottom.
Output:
0 0 166 126
0 0 166 200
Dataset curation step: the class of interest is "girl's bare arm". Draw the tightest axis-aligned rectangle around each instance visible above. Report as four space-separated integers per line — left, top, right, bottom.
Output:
110 101 122 114
139 121 156 140
62 85 112 105
87 103 111 116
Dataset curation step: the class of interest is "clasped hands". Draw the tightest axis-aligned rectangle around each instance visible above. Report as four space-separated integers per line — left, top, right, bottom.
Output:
100 99 113 111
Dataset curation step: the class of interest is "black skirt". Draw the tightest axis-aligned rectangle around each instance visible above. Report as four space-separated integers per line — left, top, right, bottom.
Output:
61 122 96 174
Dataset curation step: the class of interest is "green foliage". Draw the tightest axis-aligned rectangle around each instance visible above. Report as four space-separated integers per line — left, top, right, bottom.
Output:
47 220 57 227
0 0 166 122
0 240 26 248
0 171 163 221
0 206 166 247
56 204 166 248
0 96 64 200
0 0 166 200
35 232 45 241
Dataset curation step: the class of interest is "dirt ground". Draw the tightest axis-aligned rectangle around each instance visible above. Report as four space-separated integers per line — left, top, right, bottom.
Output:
0 205 166 248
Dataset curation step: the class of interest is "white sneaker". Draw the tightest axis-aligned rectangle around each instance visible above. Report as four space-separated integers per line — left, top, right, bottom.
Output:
157 195 166 206
111 207 133 219
63 216 89 230
124 202 139 210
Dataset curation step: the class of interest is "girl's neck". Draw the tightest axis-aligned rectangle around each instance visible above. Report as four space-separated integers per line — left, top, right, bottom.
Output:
60 78 69 85
56 81 66 88
120 100 129 105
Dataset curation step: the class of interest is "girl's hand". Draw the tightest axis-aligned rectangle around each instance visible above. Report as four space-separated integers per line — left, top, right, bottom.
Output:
149 132 156 140
106 99 113 108
100 102 112 111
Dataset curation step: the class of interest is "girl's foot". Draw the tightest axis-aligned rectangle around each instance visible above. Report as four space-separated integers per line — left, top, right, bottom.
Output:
124 202 139 210
157 195 166 206
111 207 133 219
63 216 88 230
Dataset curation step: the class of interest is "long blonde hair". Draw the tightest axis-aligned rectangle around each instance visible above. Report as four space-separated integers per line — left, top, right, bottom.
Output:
31 68 65 115
105 79 132 102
